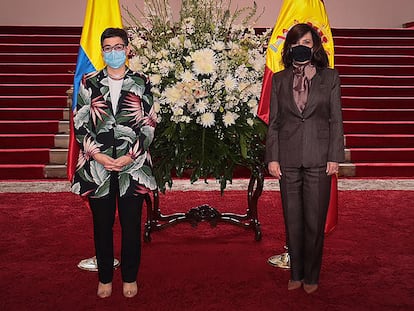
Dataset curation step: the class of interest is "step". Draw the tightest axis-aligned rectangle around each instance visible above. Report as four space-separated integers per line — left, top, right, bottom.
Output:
44 164 67 179
332 28 414 37
341 85 414 97
336 65 414 76
333 37 414 46
0 73 74 84
0 84 72 96
335 46 414 56
0 120 69 134
0 96 68 108
0 34 80 44
0 53 77 63
345 134 414 148
343 121 414 134
0 164 45 179
0 108 65 120
353 163 414 177
342 108 414 121
0 26 81 35
0 44 78 54
341 97 414 109
339 75 414 86
347 148 414 162
0 134 55 148
0 63 76 74
335 54 414 66
0 148 50 164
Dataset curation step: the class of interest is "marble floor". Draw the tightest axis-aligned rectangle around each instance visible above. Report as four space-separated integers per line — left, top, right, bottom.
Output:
0 178 413 193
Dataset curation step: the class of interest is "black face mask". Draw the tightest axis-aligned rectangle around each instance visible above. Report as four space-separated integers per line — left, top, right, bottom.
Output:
291 45 312 62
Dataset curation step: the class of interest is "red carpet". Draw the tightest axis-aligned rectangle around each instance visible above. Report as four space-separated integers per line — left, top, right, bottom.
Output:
0 190 413 311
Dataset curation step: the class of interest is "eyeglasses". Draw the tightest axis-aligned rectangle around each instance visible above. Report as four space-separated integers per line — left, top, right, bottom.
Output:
102 44 126 53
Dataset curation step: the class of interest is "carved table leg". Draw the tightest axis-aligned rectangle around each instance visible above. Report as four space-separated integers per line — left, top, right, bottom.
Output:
143 167 265 242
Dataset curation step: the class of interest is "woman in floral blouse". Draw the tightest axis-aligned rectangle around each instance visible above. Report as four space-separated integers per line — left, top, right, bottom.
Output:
71 28 157 298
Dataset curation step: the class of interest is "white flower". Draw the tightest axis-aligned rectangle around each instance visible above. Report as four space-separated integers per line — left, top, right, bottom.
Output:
199 112 215 127
128 57 144 72
150 74 162 85
164 86 183 104
191 49 216 75
194 100 208 113
222 111 239 127
247 99 257 108
181 70 195 82
247 118 254 126
224 75 237 92
212 41 226 51
169 37 181 49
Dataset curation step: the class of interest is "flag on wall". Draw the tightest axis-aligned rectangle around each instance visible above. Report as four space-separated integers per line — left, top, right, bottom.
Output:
258 0 338 234
67 0 123 181
257 0 334 124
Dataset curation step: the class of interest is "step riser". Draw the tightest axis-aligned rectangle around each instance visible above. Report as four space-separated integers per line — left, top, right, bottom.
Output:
0 36 79 44
332 28 414 37
336 55 414 65
0 109 65 120
0 74 74 84
0 122 60 134
336 65 414 76
0 85 72 96
348 150 414 162
0 166 46 179
341 98 414 109
0 45 78 54
343 122 414 134
340 76 414 86
341 87 414 97
0 97 68 108
0 64 76 74
342 109 414 121
333 38 414 46
0 135 68 148
335 46 414 56
0 150 50 164
1 54 78 63
354 165 414 177
345 136 414 148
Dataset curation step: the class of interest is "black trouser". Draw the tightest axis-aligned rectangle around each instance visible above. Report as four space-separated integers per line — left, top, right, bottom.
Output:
89 173 144 284
279 166 331 285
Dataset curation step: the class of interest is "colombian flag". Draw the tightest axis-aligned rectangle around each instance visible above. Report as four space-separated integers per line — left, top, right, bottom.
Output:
259 0 338 234
67 0 123 181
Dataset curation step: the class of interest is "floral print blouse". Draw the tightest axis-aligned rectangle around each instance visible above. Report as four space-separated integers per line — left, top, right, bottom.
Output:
71 67 157 198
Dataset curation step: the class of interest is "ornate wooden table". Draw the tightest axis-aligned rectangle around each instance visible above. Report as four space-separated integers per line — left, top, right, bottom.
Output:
143 168 265 242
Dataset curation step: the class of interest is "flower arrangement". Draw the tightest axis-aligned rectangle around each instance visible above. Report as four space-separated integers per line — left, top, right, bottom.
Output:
125 0 271 192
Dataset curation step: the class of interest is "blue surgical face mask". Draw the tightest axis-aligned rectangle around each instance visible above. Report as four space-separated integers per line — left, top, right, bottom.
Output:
103 50 126 69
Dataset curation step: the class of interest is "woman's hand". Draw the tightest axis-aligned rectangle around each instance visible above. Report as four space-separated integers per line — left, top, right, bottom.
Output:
326 162 339 176
268 161 282 179
93 153 116 171
111 155 134 171
93 153 133 172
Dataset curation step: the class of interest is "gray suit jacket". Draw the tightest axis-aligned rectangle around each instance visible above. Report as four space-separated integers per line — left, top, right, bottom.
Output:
265 67 345 167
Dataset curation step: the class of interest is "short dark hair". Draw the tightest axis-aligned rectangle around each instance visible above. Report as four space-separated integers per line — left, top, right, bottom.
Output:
281 23 329 69
100 28 129 46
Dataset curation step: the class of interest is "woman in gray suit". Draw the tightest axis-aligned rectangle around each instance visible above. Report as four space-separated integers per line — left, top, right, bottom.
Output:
265 23 344 294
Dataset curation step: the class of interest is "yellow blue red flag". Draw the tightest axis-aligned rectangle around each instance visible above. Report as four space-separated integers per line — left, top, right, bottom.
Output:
257 0 334 124
258 0 338 234
67 0 123 181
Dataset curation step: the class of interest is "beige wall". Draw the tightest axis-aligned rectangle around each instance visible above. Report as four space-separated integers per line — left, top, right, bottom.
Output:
0 0 413 28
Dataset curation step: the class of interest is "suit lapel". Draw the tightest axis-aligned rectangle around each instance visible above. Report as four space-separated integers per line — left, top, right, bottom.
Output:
284 69 304 117
303 70 322 117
